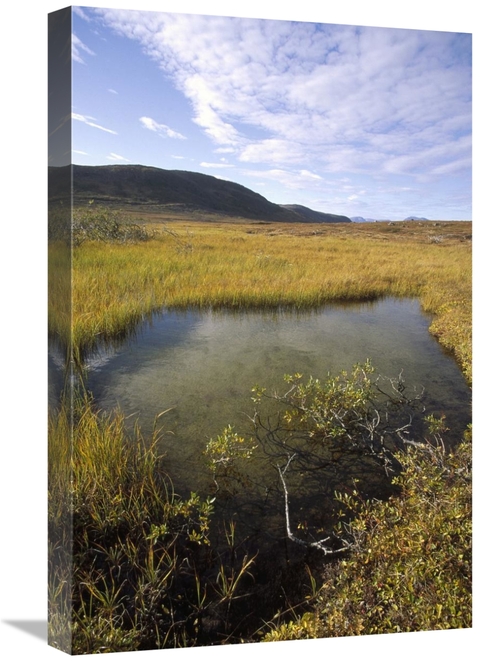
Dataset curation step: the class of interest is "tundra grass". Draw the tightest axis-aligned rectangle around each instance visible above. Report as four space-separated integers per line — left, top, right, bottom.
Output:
48 216 472 650
49 219 471 382
48 395 260 652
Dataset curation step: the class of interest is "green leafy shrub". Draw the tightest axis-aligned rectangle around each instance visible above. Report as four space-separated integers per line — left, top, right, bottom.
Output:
205 425 258 497
263 424 472 640
245 361 428 551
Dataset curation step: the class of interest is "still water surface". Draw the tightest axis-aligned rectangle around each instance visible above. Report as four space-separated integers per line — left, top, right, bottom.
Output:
84 298 471 502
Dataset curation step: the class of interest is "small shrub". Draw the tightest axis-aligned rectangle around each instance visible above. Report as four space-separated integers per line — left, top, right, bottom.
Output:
204 425 257 497
264 424 472 640
73 202 151 245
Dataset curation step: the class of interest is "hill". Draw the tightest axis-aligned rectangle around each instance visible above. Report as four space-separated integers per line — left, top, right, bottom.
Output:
280 204 351 224
48 165 351 223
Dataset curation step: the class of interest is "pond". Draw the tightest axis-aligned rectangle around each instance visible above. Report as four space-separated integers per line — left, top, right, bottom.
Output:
80 297 471 537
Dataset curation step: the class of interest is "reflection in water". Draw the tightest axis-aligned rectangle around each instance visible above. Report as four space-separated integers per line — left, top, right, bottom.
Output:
84 298 471 516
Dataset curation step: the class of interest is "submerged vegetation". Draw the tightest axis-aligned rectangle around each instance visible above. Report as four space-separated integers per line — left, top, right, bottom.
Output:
48 205 472 652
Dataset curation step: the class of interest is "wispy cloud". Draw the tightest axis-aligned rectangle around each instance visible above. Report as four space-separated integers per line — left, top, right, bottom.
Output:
72 112 117 134
200 162 234 168
92 10 470 184
72 33 94 64
244 168 324 190
73 7 91 22
139 116 186 140
82 9 470 219
106 153 130 162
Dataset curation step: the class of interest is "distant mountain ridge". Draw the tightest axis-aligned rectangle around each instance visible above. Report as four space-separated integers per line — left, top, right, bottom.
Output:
48 164 351 224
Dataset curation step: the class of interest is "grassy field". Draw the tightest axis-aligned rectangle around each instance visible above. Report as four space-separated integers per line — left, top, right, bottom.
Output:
51 214 472 383
48 212 472 651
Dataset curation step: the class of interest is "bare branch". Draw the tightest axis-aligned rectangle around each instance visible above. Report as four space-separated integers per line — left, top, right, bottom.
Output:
276 455 352 556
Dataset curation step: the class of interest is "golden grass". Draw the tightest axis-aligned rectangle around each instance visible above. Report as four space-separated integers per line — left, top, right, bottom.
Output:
48 394 266 652
49 218 471 382
48 395 217 652
47 215 472 650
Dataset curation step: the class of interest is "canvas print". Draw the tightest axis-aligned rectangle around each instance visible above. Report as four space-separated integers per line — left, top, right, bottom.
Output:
48 5 472 654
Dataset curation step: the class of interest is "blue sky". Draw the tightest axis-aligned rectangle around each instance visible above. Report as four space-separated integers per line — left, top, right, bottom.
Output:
69 6 472 220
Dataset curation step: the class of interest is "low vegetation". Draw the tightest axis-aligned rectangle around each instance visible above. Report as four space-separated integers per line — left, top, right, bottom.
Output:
48 205 472 651
264 423 472 640
48 395 259 653
49 205 471 382
48 369 472 651
72 203 152 246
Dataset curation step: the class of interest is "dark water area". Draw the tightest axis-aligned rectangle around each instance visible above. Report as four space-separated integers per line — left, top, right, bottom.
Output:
76 298 471 542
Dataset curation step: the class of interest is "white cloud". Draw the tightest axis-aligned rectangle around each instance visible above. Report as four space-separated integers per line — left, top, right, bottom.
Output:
430 158 471 176
383 134 472 177
72 33 94 64
239 139 307 166
93 10 471 185
244 168 325 190
108 89 118 95
300 170 322 181
200 162 234 168
106 153 130 162
139 116 186 140
73 7 91 22
72 112 117 134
